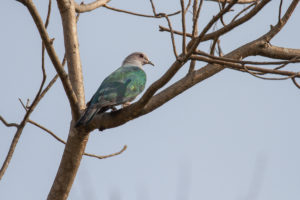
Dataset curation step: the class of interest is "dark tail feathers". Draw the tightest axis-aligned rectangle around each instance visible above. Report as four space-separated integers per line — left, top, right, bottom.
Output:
75 106 99 127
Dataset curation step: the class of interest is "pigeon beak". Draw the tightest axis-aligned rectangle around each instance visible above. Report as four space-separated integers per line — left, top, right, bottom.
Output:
147 60 154 66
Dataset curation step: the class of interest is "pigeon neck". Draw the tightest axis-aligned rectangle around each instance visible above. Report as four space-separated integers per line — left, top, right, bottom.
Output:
122 60 142 68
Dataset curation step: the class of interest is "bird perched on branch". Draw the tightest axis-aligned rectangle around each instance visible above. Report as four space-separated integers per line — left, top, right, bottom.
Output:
75 52 154 127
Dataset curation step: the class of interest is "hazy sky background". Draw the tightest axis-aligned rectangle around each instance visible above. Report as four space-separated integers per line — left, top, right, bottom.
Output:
1 0 300 200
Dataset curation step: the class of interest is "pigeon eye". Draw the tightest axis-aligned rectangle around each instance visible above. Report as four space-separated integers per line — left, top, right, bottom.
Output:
139 54 144 58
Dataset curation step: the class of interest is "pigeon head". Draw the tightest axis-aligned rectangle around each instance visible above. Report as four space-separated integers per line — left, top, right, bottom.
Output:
122 52 154 67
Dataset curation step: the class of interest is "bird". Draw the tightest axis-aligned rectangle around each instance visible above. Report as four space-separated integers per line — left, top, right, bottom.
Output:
75 52 154 127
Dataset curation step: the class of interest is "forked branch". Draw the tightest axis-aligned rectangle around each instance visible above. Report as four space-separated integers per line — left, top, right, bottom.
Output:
16 0 80 116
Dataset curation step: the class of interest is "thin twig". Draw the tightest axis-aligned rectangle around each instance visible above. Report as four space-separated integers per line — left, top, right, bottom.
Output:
195 50 300 65
75 0 111 13
253 56 300 75
104 4 180 18
29 120 66 144
278 0 283 22
243 64 296 80
18 98 27 111
84 145 127 159
217 40 224 56
190 55 300 78
192 0 203 37
28 119 127 159
163 14 179 58
206 0 258 3
291 77 300 89
188 0 203 74
231 2 256 22
218 0 227 26
0 116 19 128
149 0 157 15
180 0 187 54
185 0 192 13
25 99 30 109
187 0 238 54
44 0 52 27
210 38 219 55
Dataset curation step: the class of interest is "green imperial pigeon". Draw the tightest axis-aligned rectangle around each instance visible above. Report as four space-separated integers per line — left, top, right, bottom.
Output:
75 52 154 127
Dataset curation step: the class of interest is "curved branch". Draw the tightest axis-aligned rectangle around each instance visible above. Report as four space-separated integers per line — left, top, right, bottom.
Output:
190 55 300 78
242 65 296 80
75 0 111 13
28 119 127 159
292 77 300 89
0 116 19 128
84 145 127 159
104 4 180 18
17 0 80 116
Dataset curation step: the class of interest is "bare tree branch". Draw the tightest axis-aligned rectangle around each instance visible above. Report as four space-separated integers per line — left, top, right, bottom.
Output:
180 0 187 55
163 14 179 58
17 0 80 116
195 49 300 65
231 1 257 22
242 65 296 81
291 77 300 89
259 0 299 42
28 119 127 159
159 0 271 41
57 0 85 115
0 126 25 180
188 0 203 74
188 0 238 52
29 120 66 144
104 4 180 18
278 0 283 22
0 116 19 128
84 146 127 159
206 0 258 4
149 0 157 15
256 45 300 60
0 0 53 181
190 55 300 78
46 0 89 198
75 0 111 13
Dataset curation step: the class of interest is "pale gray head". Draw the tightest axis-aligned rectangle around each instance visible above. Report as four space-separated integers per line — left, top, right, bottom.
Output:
122 52 154 67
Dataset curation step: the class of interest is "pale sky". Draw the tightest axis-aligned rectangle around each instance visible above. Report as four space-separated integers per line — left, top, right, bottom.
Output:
1 0 300 200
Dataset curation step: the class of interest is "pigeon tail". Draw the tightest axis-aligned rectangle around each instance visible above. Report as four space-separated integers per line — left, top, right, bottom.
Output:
75 106 99 127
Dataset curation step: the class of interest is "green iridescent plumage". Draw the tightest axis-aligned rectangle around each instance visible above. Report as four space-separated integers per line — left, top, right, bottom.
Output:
75 52 153 127
90 66 146 108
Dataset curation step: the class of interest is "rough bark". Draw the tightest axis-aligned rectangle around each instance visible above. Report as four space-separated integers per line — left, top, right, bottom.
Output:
47 0 88 199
